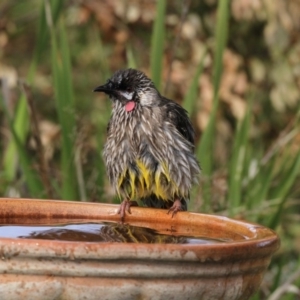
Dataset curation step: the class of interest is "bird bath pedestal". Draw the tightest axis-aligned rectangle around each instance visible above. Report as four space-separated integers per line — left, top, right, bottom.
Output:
0 198 279 300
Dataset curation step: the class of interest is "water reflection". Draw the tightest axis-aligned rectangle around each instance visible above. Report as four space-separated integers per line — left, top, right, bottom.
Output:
0 222 227 244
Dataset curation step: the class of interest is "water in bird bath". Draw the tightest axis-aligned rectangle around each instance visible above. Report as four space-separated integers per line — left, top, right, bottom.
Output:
0 222 231 244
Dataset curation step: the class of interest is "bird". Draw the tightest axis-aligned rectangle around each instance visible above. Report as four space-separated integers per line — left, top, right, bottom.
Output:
94 69 200 221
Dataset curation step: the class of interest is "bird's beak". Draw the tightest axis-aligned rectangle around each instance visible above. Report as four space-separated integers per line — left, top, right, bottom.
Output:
93 84 116 96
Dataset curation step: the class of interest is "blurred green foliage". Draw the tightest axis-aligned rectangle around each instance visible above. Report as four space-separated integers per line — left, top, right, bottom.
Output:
0 1 299 299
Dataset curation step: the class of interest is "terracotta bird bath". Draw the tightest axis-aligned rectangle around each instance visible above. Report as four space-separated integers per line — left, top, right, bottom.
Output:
0 198 279 300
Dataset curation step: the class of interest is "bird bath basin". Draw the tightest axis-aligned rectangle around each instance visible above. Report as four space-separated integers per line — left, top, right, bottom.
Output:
0 198 279 300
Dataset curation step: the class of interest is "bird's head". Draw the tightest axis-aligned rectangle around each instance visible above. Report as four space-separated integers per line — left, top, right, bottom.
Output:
94 69 160 112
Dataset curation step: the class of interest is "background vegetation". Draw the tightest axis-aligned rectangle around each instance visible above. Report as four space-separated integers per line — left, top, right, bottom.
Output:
0 0 299 299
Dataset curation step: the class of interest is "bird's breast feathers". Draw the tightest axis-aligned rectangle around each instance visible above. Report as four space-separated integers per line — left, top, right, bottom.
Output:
103 107 200 201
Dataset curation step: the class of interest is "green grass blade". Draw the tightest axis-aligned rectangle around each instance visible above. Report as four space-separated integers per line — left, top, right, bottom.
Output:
3 96 29 182
246 159 275 212
2 0 63 189
1 92 44 196
212 0 229 100
197 0 229 169
59 19 76 133
59 18 77 199
183 48 207 115
29 0 63 80
126 44 137 69
196 0 229 208
92 27 112 201
50 17 77 200
92 25 110 80
268 150 300 229
249 292 260 300
228 101 251 214
150 0 166 91
271 257 284 293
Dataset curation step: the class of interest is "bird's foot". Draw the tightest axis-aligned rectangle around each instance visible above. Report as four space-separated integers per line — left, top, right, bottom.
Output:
117 199 138 222
167 199 183 217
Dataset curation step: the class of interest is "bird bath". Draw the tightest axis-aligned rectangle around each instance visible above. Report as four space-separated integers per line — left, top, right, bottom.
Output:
0 198 279 300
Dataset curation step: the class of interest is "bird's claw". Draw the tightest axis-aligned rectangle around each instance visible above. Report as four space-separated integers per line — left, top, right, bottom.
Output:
117 199 138 222
167 199 183 218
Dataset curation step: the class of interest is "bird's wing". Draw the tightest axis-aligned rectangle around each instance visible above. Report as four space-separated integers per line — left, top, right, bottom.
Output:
161 97 195 145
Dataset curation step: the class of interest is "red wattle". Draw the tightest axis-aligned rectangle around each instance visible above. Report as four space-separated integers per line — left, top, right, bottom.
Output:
125 101 135 112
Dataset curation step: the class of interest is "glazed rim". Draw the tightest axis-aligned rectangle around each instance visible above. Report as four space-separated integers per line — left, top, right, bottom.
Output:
0 198 280 262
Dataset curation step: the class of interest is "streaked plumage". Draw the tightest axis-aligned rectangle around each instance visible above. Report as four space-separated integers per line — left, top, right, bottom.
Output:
94 69 200 220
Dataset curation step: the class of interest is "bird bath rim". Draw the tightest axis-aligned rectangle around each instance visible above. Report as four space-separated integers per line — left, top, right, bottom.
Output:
0 197 279 261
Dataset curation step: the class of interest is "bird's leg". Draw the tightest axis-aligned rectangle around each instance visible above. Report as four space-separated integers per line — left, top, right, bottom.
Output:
167 199 183 217
117 199 138 222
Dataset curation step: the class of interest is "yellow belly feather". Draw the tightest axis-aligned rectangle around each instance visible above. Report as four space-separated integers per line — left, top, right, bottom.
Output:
116 159 179 200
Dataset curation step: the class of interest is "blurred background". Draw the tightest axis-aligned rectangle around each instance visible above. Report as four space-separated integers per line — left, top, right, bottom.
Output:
0 0 299 299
